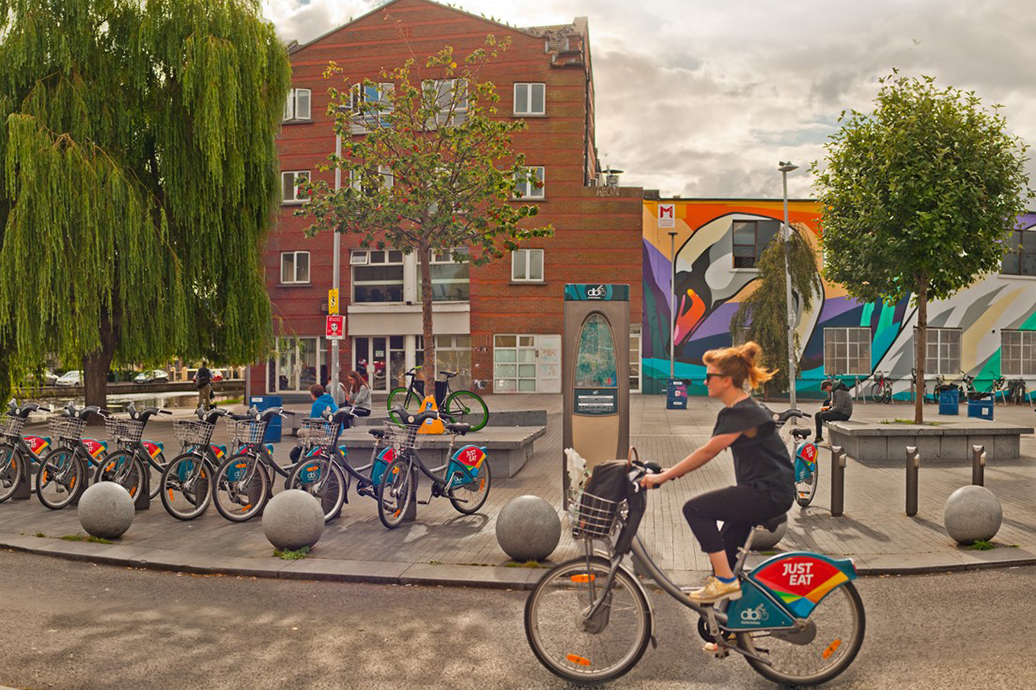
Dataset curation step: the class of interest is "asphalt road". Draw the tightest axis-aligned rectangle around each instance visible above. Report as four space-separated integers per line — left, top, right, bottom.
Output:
0 553 1033 690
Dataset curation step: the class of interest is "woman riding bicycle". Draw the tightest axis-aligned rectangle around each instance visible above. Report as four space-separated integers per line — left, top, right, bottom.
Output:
642 342 794 604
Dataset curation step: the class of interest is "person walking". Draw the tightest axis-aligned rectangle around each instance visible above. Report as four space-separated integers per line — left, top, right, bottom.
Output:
345 370 371 411
194 362 214 410
816 380 853 443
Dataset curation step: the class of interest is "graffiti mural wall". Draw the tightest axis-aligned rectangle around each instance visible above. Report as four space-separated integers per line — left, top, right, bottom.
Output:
643 200 1036 399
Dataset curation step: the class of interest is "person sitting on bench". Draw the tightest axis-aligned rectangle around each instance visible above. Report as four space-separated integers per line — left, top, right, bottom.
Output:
817 380 853 443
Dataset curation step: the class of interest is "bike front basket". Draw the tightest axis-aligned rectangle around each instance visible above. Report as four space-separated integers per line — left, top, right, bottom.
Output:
0 414 25 439
299 418 337 447
104 417 145 444
225 418 268 446
49 416 88 442
174 419 215 447
383 423 421 452
568 489 620 540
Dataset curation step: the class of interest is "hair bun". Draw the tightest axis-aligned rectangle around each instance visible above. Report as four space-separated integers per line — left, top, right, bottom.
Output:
738 341 761 364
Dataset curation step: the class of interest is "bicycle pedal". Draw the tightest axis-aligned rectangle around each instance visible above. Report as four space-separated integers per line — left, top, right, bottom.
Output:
417 499 431 505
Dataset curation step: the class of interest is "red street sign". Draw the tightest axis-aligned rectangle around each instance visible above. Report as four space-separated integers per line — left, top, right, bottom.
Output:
325 314 345 339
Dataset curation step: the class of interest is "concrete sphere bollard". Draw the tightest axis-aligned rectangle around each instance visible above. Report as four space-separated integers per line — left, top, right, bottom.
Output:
751 520 787 551
943 485 1002 545
78 482 135 540
262 490 325 551
496 495 561 562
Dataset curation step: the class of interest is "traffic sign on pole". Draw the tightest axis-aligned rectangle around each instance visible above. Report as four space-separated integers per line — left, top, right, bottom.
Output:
328 289 339 315
325 315 345 339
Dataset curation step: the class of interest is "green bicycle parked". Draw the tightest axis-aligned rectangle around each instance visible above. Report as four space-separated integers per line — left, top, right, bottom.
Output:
387 367 489 432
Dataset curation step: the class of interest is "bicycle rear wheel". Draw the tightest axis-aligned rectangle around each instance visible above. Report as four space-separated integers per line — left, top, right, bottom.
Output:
160 453 213 520
387 387 419 424
94 450 146 500
443 390 489 432
377 457 413 529
37 447 86 510
448 458 491 515
288 456 347 522
213 453 269 522
0 443 23 503
881 384 892 405
738 581 865 686
525 556 651 685
868 382 882 405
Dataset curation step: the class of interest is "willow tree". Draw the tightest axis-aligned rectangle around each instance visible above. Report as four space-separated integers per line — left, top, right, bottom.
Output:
0 0 290 407
730 223 823 399
814 73 1031 423
298 37 553 392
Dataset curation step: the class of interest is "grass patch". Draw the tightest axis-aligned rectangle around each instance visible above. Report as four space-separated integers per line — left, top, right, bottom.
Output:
967 540 996 551
59 534 113 544
60 534 84 542
34 532 46 538
429 560 442 565
881 418 944 426
273 546 310 561
218 396 244 406
504 560 551 569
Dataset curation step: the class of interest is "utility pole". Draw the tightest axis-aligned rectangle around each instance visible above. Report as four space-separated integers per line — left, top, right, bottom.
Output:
669 231 678 378
779 161 799 408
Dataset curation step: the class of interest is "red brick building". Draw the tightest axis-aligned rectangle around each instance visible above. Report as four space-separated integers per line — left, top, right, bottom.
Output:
255 0 643 399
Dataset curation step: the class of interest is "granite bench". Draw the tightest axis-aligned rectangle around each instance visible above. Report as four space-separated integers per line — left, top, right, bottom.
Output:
826 420 1034 461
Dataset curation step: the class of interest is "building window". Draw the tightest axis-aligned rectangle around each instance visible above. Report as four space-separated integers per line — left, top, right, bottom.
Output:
353 335 406 393
349 166 394 193
281 171 309 204
1002 226 1036 276
824 327 871 375
1002 330 1036 376
352 249 404 303
283 88 312 122
732 219 780 268
494 334 540 393
418 247 470 302
514 166 545 200
423 78 467 127
269 337 321 392
280 251 310 284
415 335 473 391
348 82 394 132
512 248 544 282
920 327 961 376
513 83 546 115
629 324 642 393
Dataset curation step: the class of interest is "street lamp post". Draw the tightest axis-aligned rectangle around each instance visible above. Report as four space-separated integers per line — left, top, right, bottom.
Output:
330 130 343 396
668 231 678 379
779 161 799 408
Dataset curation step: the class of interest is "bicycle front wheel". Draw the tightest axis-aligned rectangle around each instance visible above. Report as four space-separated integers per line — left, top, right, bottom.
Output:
146 452 168 500
881 384 892 405
160 453 213 520
288 456 347 522
377 457 413 529
94 451 146 500
213 453 269 522
868 382 883 405
0 443 24 503
37 447 86 510
444 390 489 432
525 556 651 685
795 456 819 508
738 580 865 686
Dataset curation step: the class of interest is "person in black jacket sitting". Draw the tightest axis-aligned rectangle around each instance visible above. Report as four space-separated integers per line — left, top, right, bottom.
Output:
816 380 853 443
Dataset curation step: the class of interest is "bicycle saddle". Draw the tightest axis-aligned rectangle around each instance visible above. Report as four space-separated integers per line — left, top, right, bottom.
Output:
445 422 470 435
440 370 457 379
368 428 387 439
756 513 787 532
791 428 812 440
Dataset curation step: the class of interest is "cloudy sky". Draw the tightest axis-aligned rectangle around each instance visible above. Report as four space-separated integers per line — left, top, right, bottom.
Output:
262 0 1036 199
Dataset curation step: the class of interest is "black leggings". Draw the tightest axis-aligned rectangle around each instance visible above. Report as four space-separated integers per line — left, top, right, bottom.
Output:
683 485 790 569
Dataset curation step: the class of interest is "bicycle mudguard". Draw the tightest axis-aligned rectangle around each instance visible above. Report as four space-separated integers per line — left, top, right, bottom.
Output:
264 443 274 455
210 444 226 459
370 447 395 487
723 580 797 630
446 445 487 488
23 436 50 456
142 441 164 459
748 552 857 619
794 442 817 483
336 444 349 458
82 439 108 459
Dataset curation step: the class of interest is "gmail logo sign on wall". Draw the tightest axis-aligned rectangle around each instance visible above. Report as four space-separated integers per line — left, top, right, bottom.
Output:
658 203 675 228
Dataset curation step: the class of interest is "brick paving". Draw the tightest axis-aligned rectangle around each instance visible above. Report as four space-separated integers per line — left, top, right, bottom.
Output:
2 394 1034 575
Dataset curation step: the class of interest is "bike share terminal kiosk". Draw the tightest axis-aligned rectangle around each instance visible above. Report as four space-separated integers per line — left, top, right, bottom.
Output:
563 284 630 504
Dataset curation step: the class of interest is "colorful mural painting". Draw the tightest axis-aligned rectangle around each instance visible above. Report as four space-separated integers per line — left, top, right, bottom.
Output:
642 200 1036 400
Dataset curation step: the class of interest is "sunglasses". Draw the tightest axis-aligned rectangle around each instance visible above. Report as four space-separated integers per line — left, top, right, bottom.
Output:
704 372 727 384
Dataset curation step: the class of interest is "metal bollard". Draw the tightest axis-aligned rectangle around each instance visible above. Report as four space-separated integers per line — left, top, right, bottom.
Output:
971 445 986 486
905 446 920 516
830 445 846 517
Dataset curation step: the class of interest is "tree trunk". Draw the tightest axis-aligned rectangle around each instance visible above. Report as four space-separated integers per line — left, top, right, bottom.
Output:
914 278 928 424
418 242 436 401
83 310 117 424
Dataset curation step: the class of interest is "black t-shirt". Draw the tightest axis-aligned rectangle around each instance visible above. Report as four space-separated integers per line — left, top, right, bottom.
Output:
712 396 795 505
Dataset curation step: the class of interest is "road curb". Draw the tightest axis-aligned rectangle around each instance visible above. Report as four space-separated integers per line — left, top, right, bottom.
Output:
2 534 1034 586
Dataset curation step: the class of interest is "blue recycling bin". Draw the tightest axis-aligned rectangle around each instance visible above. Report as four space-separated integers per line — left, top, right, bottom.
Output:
938 390 959 416
666 378 688 410
250 395 283 442
967 399 994 420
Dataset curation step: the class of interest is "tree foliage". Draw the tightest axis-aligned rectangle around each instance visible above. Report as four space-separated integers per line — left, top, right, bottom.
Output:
0 0 290 405
813 73 1031 421
730 224 823 398
298 36 553 387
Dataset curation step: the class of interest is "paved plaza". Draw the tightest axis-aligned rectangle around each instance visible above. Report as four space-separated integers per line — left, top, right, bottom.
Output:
2 394 1034 585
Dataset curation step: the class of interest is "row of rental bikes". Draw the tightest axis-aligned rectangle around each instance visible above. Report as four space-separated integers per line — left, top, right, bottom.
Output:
0 399 492 529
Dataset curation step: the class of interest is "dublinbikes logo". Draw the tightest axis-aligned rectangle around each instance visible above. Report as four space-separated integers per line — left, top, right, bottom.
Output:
740 604 770 624
586 285 607 299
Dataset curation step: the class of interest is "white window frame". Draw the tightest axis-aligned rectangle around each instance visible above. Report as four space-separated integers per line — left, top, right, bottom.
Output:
281 170 309 204
511 248 544 282
824 327 871 376
283 88 312 122
423 78 468 127
280 251 311 285
425 247 470 302
348 82 394 133
514 166 545 200
1001 330 1036 376
920 327 962 377
351 249 405 304
494 334 540 393
349 165 394 192
513 82 546 116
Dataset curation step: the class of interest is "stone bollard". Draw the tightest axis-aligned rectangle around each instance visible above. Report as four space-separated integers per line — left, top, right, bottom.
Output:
751 520 787 551
906 446 920 517
78 482 135 539
496 495 561 562
262 490 325 551
830 445 846 517
971 445 986 486
943 485 1002 545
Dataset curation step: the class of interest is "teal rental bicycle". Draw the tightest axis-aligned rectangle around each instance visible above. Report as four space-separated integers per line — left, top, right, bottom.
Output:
524 457 865 686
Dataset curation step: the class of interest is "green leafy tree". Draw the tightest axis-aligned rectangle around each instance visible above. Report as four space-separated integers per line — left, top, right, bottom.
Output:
0 0 290 408
298 37 553 391
814 73 1031 423
730 223 823 399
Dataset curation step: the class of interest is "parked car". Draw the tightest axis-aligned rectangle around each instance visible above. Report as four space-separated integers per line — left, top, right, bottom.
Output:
134 369 170 384
55 370 83 387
